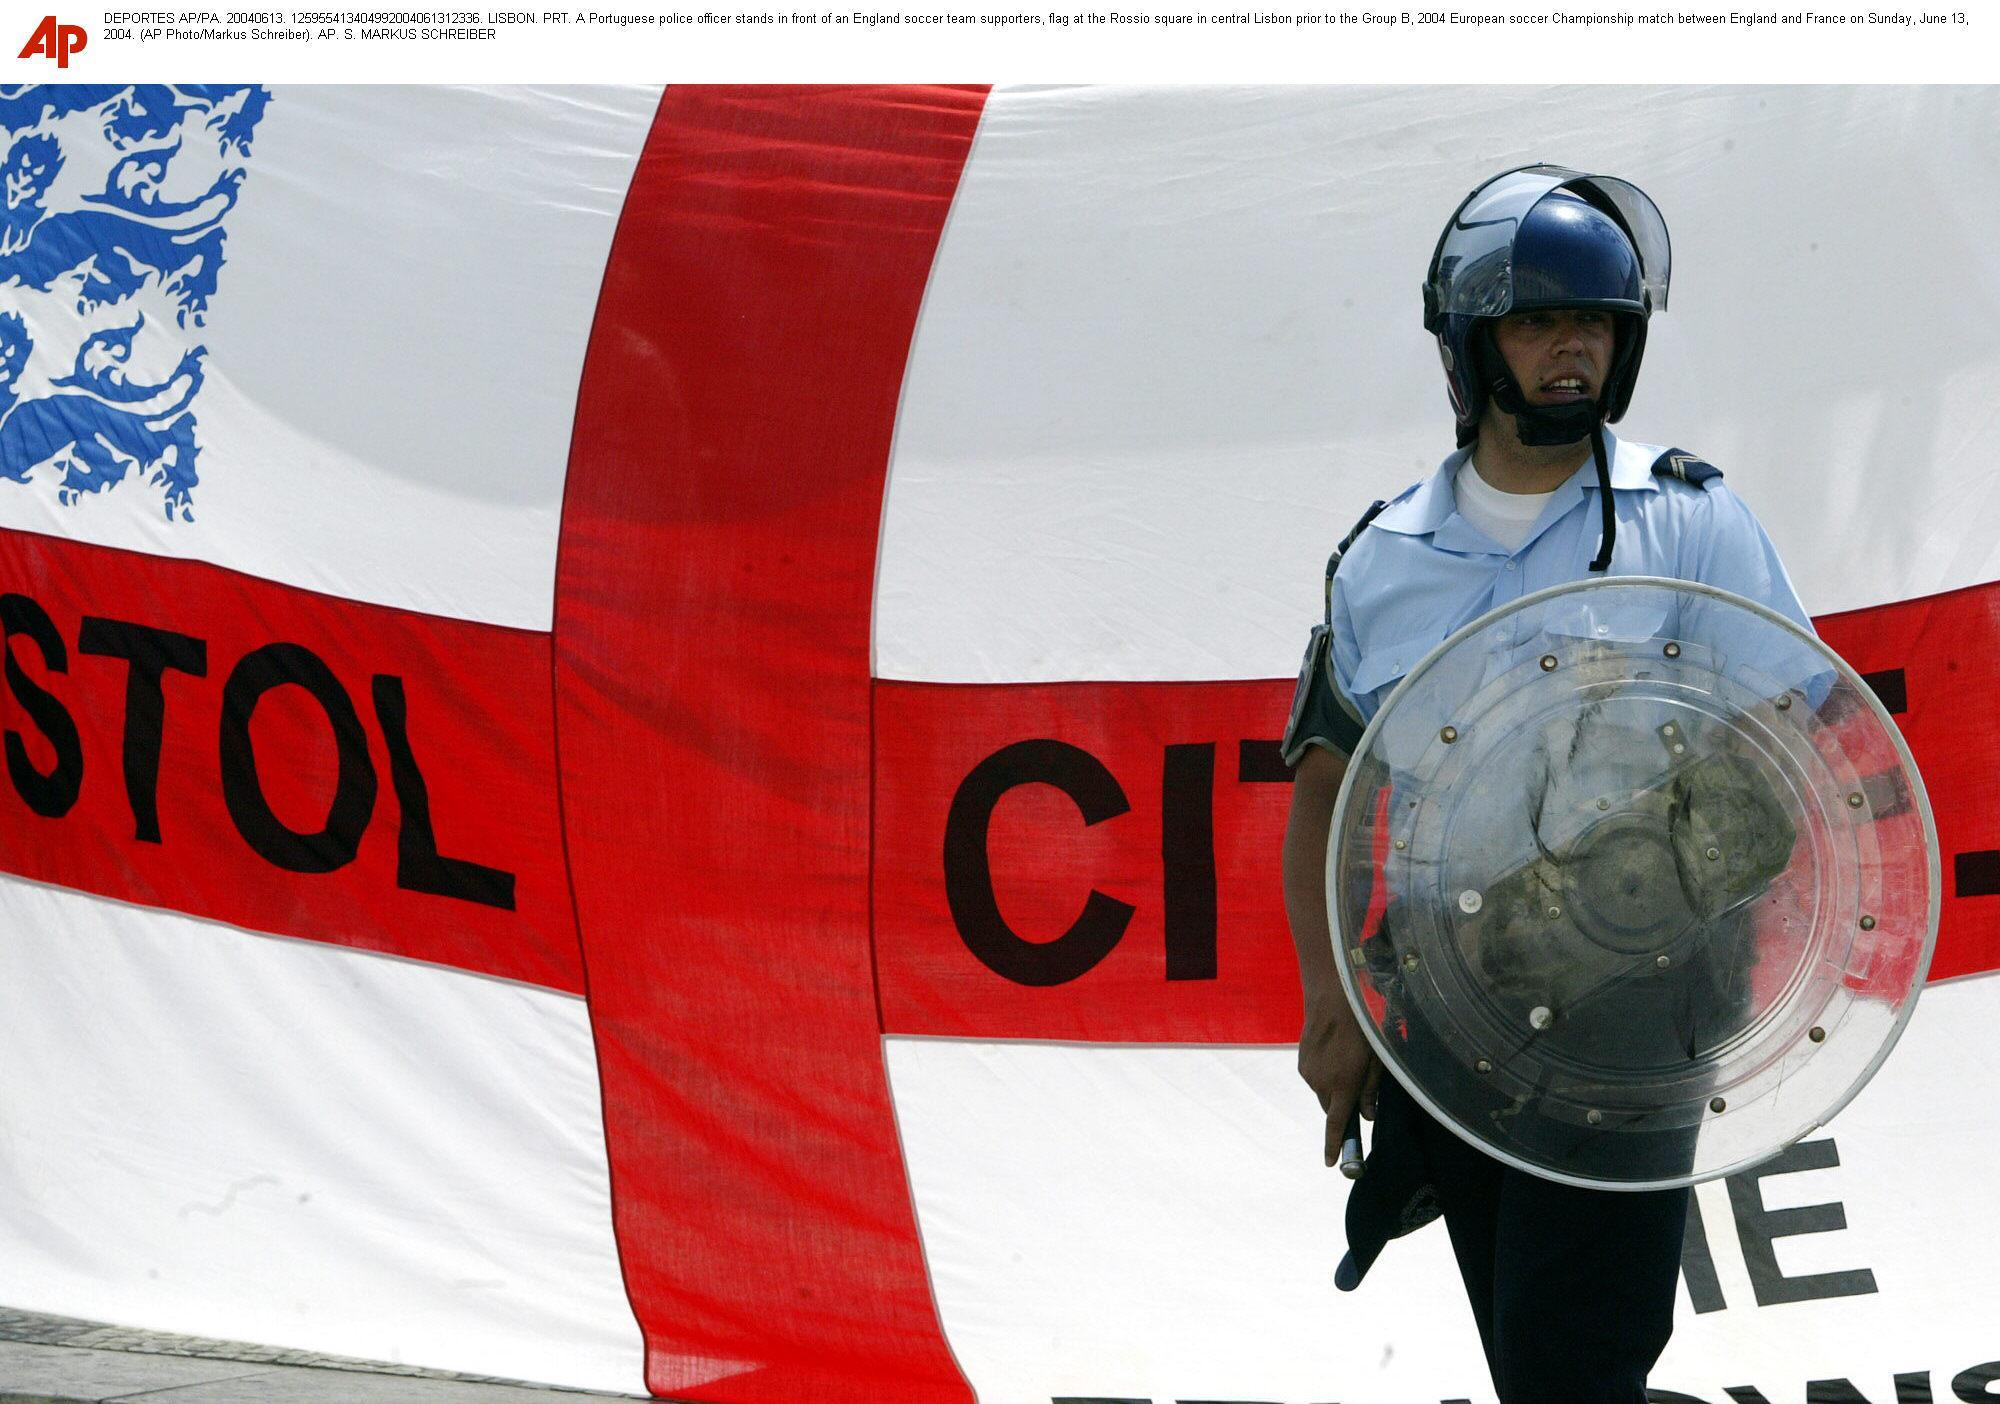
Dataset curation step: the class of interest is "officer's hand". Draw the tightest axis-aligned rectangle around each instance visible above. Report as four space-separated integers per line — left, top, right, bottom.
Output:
1298 999 1383 1168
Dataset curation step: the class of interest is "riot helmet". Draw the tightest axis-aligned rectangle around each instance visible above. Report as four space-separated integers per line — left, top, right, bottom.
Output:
1424 165 1671 450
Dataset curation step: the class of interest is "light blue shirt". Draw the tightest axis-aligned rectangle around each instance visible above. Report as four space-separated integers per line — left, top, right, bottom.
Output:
1331 431 1815 723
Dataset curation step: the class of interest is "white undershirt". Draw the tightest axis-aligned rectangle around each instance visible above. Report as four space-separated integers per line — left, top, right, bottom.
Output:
1454 458 1557 552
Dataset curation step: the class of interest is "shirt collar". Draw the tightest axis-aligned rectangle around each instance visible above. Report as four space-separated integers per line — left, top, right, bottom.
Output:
1373 427 1658 540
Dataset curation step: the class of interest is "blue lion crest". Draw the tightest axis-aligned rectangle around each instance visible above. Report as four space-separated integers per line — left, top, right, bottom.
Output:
1 85 269 521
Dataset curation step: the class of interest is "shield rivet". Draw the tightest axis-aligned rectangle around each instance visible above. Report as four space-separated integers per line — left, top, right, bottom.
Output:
1529 1006 1553 1030
1656 954 1671 969
1860 915 1876 931
1809 1026 1827 1043
1710 1096 1727 1113
1597 797 1611 811
1776 694 1793 711
1474 1058 1493 1074
1664 641 1682 658
1586 1109 1603 1125
1458 890 1483 915
1662 723 1677 736
1706 846 1721 861
1848 792 1865 809
1440 725 1459 744
1546 905 1562 920
1402 953 1420 972
1673 743 1686 755
1540 654 1558 672
1393 838 1407 851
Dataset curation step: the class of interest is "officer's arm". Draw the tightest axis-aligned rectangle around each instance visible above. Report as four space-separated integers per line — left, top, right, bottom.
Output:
1283 743 1382 1166
1283 745 1346 1013
1678 476 1836 708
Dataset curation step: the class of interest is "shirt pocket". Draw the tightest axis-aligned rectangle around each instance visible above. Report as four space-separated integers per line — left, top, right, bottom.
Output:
1349 629 1440 711
1537 596 1671 646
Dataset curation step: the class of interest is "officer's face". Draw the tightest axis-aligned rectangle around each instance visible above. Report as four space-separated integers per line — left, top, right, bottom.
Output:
1491 308 1615 408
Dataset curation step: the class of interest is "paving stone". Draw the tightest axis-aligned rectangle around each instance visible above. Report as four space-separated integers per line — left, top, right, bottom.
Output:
87 1362 627 1403
0 1312 652 1404
0 1340 263 1402
0 1311 530 1387
0 1309 648 1401
0 1315 97 1347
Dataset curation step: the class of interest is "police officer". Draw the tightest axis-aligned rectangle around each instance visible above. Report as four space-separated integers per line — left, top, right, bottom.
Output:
1279 166 1817 1402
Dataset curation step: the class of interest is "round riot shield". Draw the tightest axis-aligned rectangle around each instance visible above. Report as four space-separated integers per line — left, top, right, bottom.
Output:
1328 577 1938 1190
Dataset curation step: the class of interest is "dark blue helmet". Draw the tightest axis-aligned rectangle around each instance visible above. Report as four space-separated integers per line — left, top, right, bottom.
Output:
1424 166 1671 447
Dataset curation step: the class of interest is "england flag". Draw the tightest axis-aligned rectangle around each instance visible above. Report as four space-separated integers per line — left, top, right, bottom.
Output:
1 84 1996 1404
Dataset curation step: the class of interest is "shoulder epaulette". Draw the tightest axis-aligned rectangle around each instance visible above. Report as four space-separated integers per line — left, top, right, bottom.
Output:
1651 448 1722 487
1324 498 1388 619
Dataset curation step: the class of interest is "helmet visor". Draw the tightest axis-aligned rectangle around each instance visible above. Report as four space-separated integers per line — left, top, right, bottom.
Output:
1429 166 1671 324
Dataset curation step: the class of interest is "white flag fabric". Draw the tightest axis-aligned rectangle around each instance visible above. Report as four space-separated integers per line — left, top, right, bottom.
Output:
1 83 1995 1404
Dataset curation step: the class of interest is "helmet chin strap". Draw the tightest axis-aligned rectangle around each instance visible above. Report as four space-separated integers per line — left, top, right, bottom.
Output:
1487 372 1598 447
1586 423 1615 572
1488 371 1617 571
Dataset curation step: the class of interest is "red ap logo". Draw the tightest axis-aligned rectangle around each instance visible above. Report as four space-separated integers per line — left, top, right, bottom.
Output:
19 16 88 66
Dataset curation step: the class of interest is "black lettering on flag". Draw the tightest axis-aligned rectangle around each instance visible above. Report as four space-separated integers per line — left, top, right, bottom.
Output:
78 617 207 843
2 592 83 818
1860 667 1908 714
1679 1187 1728 1314
1162 742 1217 981
1952 1362 2000 1402
371 675 515 911
1236 738 1291 784
1800 1377 1950 1404
220 643 377 873
1724 1138 1877 1306
1955 850 2000 898
945 740 1135 986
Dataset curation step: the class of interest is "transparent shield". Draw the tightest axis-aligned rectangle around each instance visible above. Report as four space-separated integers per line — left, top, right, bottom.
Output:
1328 578 1937 1189
1430 165 1672 322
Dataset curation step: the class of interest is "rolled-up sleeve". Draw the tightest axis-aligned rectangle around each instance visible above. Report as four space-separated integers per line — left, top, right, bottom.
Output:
1330 573 1364 717
1278 573 1369 765
1681 483 1815 634
1680 483 1831 705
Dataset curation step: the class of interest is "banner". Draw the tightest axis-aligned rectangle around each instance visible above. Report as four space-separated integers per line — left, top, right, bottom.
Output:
1 83 1995 1404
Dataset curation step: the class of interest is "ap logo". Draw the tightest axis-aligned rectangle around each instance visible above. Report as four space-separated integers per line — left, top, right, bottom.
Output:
1 85 269 521
17 18 88 68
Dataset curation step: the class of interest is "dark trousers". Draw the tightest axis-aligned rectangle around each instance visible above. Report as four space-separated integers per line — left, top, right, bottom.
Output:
1398 1079 1689 1404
